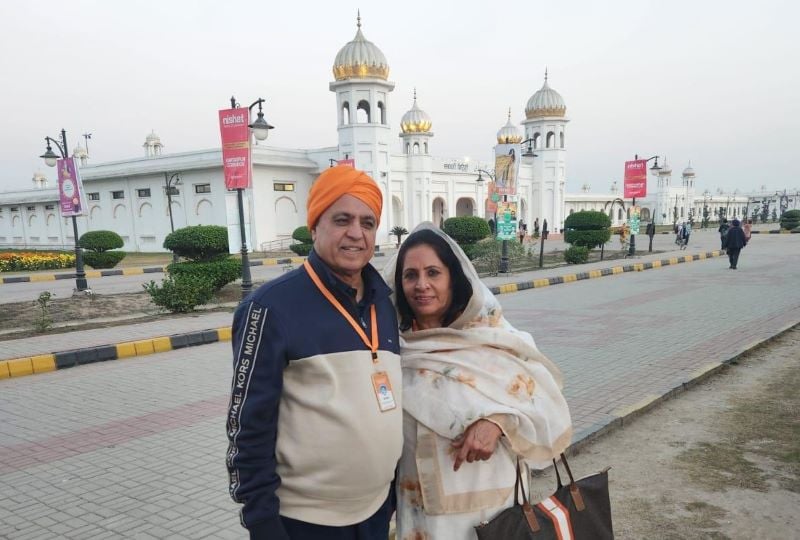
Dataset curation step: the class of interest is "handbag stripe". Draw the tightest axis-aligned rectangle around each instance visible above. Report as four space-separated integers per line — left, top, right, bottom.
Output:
537 496 574 540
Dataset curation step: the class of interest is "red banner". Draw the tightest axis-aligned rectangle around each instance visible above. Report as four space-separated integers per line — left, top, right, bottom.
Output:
624 159 647 198
338 158 355 167
219 107 251 190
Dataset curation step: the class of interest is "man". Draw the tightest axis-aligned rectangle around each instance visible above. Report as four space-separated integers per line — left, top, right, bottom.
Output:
725 219 747 269
226 165 402 539
542 219 549 240
645 221 656 252
718 218 730 251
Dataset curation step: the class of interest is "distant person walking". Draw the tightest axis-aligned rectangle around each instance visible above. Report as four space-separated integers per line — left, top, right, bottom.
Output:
743 219 753 242
533 218 540 237
646 221 656 252
542 219 549 240
725 219 747 269
718 218 730 251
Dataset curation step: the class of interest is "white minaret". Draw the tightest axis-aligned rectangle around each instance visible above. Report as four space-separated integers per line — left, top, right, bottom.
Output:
329 12 395 243
655 159 673 225
143 130 163 157
520 69 569 232
399 89 433 228
682 162 696 222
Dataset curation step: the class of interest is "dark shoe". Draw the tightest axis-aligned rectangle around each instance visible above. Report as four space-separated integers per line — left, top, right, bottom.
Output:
732 266 737 269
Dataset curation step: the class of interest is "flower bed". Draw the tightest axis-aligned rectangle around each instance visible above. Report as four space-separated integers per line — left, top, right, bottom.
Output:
0 252 75 272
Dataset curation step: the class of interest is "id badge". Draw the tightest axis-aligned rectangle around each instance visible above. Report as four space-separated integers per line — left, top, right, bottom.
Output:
371 371 397 412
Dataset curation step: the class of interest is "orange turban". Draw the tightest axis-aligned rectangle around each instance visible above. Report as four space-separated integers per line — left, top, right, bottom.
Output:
307 165 383 229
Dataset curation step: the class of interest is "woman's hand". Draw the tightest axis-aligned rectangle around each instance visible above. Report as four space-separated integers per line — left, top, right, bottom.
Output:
451 419 503 471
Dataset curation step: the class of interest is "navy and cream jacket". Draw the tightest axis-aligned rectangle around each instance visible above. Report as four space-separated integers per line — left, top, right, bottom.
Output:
226 250 402 538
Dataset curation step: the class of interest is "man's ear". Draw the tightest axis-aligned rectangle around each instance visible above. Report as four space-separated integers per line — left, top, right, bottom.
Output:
311 228 316 243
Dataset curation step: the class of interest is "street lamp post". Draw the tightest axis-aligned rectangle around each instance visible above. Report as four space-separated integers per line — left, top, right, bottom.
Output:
629 154 661 256
164 172 181 263
229 96 274 299
39 129 89 292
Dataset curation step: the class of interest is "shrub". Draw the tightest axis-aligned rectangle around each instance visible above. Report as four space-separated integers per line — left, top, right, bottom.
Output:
291 226 312 244
470 238 528 274
167 258 242 292
564 245 589 264
780 209 800 230
443 217 491 245
143 274 215 313
289 243 313 256
564 211 611 248
83 251 127 269
78 230 124 252
163 225 229 262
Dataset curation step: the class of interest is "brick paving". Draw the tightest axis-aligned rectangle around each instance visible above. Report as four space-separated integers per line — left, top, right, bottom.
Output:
0 233 797 538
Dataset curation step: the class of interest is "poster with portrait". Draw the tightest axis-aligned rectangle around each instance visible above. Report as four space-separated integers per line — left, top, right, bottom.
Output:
57 157 87 217
494 143 519 196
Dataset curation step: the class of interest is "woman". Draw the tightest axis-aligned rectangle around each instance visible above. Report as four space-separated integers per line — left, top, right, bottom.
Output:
743 219 753 242
384 223 572 539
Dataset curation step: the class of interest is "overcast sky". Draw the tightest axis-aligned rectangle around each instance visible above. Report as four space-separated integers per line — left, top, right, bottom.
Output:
1 0 797 196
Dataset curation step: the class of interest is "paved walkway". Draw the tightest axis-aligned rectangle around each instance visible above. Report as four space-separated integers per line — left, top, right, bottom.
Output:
0 233 798 538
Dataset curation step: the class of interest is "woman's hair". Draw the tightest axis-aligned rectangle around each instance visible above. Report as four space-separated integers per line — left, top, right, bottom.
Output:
394 229 473 331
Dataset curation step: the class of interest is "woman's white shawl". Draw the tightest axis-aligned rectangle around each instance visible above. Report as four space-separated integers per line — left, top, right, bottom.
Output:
383 223 572 514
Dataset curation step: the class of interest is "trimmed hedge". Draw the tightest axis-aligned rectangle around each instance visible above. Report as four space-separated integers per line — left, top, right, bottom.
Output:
443 217 491 245
780 209 800 230
164 225 229 262
143 274 215 313
289 244 312 256
291 226 312 244
564 211 611 248
564 245 589 264
78 230 123 252
83 251 126 269
167 258 242 292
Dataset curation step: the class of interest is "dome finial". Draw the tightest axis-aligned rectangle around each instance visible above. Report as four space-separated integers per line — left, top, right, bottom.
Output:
413 87 417 101
507 107 512 120
357 9 361 28
544 67 548 82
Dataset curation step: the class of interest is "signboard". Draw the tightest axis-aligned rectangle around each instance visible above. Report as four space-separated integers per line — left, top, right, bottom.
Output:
218 107 251 190
494 144 520 196
57 157 86 217
496 200 518 240
623 159 647 198
486 182 498 213
627 205 641 234
338 158 355 167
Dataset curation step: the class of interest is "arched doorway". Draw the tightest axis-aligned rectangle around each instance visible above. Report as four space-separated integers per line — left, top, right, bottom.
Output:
432 197 446 227
392 196 404 228
455 197 474 217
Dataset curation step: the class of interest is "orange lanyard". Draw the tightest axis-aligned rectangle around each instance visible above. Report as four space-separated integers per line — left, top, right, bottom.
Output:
304 260 379 362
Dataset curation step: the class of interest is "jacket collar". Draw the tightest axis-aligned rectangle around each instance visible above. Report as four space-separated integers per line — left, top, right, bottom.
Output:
307 249 391 305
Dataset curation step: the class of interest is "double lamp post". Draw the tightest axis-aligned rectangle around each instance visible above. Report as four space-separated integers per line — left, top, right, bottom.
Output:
39 129 89 292
476 138 537 273
628 154 662 257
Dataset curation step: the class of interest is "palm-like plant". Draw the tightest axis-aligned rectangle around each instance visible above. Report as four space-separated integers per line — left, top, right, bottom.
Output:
390 226 409 247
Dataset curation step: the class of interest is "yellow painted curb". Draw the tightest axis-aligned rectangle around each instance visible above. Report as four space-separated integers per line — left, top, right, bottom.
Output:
499 283 519 294
152 337 172 353
262 259 277 266
668 257 679 265
611 266 624 275
634 263 644 271
116 342 137 359
698 253 707 260
7 358 33 378
29 274 56 282
531 279 548 288
589 270 602 278
0 361 10 379
217 327 233 341
682 256 693 263
613 394 661 418
652 260 662 268
85 270 102 278
290 257 304 264
563 274 577 282
123 267 144 275
133 339 155 356
31 354 56 374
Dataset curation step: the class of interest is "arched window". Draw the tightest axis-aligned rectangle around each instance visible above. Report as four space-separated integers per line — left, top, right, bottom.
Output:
546 131 555 148
618 208 623 220
377 101 386 124
560 132 565 148
423 142 428 154
406 143 410 154
533 132 541 149
342 101 350 125
356 100 370 123
412 142 420 154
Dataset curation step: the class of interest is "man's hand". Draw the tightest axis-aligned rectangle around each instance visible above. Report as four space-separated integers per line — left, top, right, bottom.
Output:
451 419 503 471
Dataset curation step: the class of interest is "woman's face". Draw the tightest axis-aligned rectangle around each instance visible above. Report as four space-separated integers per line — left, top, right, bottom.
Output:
400 244 452 328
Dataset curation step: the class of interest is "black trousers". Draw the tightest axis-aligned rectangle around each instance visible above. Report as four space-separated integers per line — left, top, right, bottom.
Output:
280 493 392 540
728 248 741 268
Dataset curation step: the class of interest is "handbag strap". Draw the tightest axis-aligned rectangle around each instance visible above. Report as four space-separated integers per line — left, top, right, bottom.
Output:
514 458 541 532
513 458 529 505
553 453 586 511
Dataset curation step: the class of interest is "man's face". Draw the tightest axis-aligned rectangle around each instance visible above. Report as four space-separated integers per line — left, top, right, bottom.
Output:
312 194 377 280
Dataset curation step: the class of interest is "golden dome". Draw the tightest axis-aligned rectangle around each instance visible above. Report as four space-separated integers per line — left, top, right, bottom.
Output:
332 13 389 81
525 70 566 119
400 90 432 133
497 109 523 144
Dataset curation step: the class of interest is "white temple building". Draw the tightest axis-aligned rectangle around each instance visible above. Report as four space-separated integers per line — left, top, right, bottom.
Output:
0 16 748 254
